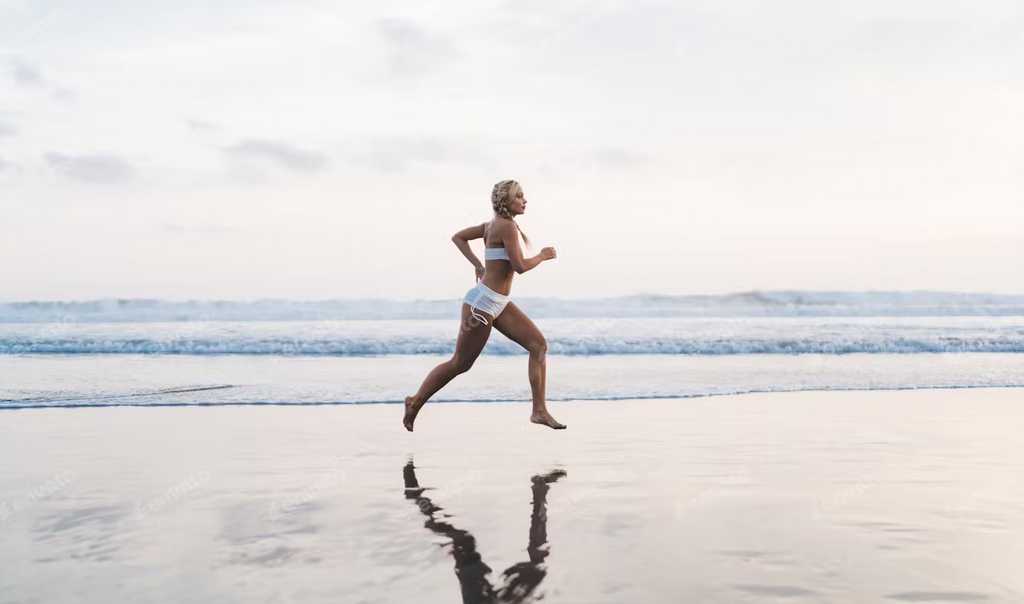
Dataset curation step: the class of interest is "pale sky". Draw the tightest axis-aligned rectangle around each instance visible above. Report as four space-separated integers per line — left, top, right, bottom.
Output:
0 0 1021 301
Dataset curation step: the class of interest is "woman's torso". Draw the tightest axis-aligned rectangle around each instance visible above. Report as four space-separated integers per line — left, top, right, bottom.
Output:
481 219 515 296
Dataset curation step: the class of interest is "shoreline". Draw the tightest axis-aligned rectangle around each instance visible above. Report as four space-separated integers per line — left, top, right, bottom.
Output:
1 383 1021 411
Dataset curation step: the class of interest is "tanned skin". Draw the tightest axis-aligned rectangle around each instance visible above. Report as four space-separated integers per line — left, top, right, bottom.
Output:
404 187 565 431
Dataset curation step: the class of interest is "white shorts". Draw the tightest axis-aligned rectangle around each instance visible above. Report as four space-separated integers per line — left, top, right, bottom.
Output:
463 282 509 325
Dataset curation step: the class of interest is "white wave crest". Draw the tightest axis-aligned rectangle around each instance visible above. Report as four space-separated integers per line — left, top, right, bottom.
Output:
3 291 1024 323
3 335 1022 355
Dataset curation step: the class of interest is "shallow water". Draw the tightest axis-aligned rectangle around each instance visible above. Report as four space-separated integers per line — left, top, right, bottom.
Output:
1 353 1022 409
1 389 1022 603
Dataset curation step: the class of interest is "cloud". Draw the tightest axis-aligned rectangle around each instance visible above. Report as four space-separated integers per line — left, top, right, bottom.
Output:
159 223 233 235
184 117 217 132
45 152 134 183
535 148 650 179
10 59 44 87
6 58 72 99
555 149 650 172
350 136 491 173
593 149 649 169
50 87 74 102
377 19 458 76
493 0 1021 83
225 139 327 173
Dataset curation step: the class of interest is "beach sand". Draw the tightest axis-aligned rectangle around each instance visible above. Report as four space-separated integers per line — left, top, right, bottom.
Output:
1 388 1022 603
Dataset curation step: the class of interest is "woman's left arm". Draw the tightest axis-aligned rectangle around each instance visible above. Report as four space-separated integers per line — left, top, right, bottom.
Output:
452 223 486 273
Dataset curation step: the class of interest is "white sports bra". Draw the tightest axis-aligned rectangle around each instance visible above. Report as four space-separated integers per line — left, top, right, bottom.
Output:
484 247 509 261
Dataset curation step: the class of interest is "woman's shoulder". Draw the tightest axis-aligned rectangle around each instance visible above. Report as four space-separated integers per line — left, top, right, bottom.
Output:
484 218 514 243
489 216 516 232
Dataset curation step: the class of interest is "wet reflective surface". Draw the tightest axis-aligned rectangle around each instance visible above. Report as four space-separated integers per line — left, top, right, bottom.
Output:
1 388 1023 603
404 460 565 603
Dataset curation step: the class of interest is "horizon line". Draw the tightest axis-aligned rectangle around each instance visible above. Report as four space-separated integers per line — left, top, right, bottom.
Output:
2 288 1024 306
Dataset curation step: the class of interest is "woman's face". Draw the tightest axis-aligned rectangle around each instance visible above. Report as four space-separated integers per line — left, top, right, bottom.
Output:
508 188 527 215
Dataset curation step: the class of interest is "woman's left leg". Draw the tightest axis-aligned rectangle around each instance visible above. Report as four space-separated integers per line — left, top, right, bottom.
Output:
492 301 566 429
404 303 493 431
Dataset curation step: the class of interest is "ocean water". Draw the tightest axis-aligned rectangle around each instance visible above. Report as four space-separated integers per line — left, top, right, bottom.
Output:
2 294 1024 602
1 293 1021 409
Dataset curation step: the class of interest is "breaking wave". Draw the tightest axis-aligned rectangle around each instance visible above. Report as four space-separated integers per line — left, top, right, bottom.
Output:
3 291 1024 323
3 335 1022 355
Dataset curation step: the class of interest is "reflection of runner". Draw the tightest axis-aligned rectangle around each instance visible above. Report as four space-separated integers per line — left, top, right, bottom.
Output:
403 461 567 604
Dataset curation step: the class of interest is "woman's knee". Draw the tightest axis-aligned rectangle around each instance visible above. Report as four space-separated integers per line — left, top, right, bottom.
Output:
530 338 548 357
451 355 477 374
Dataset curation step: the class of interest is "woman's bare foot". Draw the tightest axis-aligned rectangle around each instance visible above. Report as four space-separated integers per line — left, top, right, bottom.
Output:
530 410 566 430
403 396 422 432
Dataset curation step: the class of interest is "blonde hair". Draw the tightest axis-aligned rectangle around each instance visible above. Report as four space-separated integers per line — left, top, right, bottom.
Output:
491 179 531 249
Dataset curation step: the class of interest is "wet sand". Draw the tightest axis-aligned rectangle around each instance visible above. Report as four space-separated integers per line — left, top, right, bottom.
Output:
1 388 1022 603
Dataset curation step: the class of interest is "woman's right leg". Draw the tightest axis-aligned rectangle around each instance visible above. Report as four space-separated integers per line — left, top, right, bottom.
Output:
491 301 565 429
404 303 493 431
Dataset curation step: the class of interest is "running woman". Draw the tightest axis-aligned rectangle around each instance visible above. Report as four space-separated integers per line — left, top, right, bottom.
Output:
404 180 565 431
